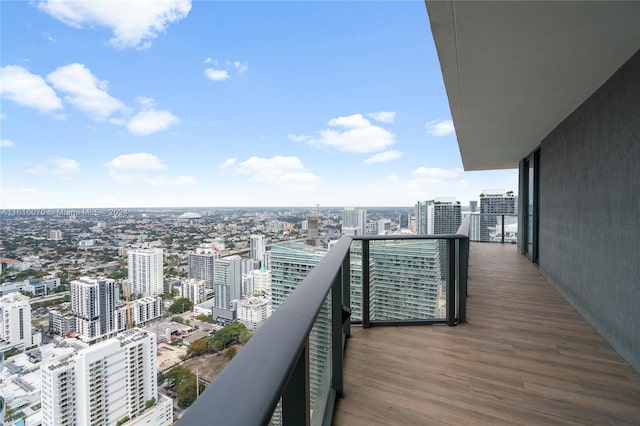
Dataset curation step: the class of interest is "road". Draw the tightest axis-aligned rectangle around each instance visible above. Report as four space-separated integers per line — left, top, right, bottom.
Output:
29 291 69 304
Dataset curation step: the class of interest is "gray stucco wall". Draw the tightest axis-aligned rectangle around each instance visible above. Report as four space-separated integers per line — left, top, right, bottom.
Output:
537 49 640 372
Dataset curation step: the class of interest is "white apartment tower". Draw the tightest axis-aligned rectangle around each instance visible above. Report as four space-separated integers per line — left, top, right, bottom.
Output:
249 234 266 265
70 277 118 341
343 208 367 236
128 248 164 297
236 297 271 331
212 255 242 322
41 329 170 426
188 249 218 292
181 278 207 305
0 293 35 350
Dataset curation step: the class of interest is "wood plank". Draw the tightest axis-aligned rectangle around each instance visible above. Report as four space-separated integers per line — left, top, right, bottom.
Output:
333 243 640 425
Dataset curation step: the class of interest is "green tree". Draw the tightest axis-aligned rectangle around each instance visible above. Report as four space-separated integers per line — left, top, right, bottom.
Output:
187 338 208 358
225 346 237 359
168 298 193 314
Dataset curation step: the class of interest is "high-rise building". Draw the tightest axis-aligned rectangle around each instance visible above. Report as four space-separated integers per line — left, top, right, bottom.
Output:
469 200 478 212
181 278 207 305
188 250 218 293
70 277 118 342
342 208 366 236
212 255 242 323
250 235 266 265
480 190 516 242
236 297 271 331
415 200 434 235
306 217 320 246
241 259 260 275
40 329 171 426
49 230 62 241
0 293 38 350
270 242 329 414
128 248 164 297
398 212 410 229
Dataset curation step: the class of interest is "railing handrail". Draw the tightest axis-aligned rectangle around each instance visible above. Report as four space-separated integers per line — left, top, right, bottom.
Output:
457 214 471 237
177 236 353 426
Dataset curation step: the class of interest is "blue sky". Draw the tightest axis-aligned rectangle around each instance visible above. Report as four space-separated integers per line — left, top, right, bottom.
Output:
0 0 517 208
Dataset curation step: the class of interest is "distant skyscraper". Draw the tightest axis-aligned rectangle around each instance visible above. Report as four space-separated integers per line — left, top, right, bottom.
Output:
0 293 37 350
398 212 410 229
469 200 478 212
250 234 266 265
188 250 218 292
70 277 118 341
343 208 366 236
480 190 516 242
128 248 164 297
213 255 242 323
433 200 461 283
306 217 320 246
270 242 329 414
49 229 62 241
40 329 171 426
415 200 434 235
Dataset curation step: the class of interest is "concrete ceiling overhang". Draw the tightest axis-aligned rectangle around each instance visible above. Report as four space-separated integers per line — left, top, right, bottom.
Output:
425 1 640 171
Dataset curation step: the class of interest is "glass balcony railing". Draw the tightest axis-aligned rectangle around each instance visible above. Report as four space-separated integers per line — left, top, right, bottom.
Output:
178 216 470 426
467 213 518 243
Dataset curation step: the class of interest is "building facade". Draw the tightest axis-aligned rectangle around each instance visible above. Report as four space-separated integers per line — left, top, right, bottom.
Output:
0 293 37 350
212 255 242 322
40 329 169 426
70 277 118 342
128 248 164 297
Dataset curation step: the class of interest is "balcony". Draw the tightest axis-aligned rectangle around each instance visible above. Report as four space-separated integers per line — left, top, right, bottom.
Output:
178 230 640 425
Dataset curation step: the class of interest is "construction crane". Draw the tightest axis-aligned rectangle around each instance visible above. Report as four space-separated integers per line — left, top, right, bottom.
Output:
124 282 133 329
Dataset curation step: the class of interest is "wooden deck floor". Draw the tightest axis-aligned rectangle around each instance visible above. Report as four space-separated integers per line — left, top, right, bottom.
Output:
333 243 640 425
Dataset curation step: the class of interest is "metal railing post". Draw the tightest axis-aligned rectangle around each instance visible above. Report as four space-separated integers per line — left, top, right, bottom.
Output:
342 250 351 338
362 239 371 328
446 239 457 326
501 214 505 244
282 340 310 426
458 237 469 323
331 269 344 397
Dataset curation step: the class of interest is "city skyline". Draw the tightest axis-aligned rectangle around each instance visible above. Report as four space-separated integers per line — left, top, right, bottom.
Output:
0 1 517 209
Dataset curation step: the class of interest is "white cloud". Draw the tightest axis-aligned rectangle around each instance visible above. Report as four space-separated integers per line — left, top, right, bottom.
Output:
203 57 214 64
1 139 15 147
204 68 229 81
0 188 37 207
426 119 455 137
302 113 395 153
287 134 310 142
233 61 248 73
368 111 396 123
47 63 127 121
364 150 403 164
228 156 321 191
127 109 179 135
218 158 237 169
37 0 192 49
136 96 156 108
27 157 80 177
104 153 166 171
104 153 195 186
0 65 63 113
